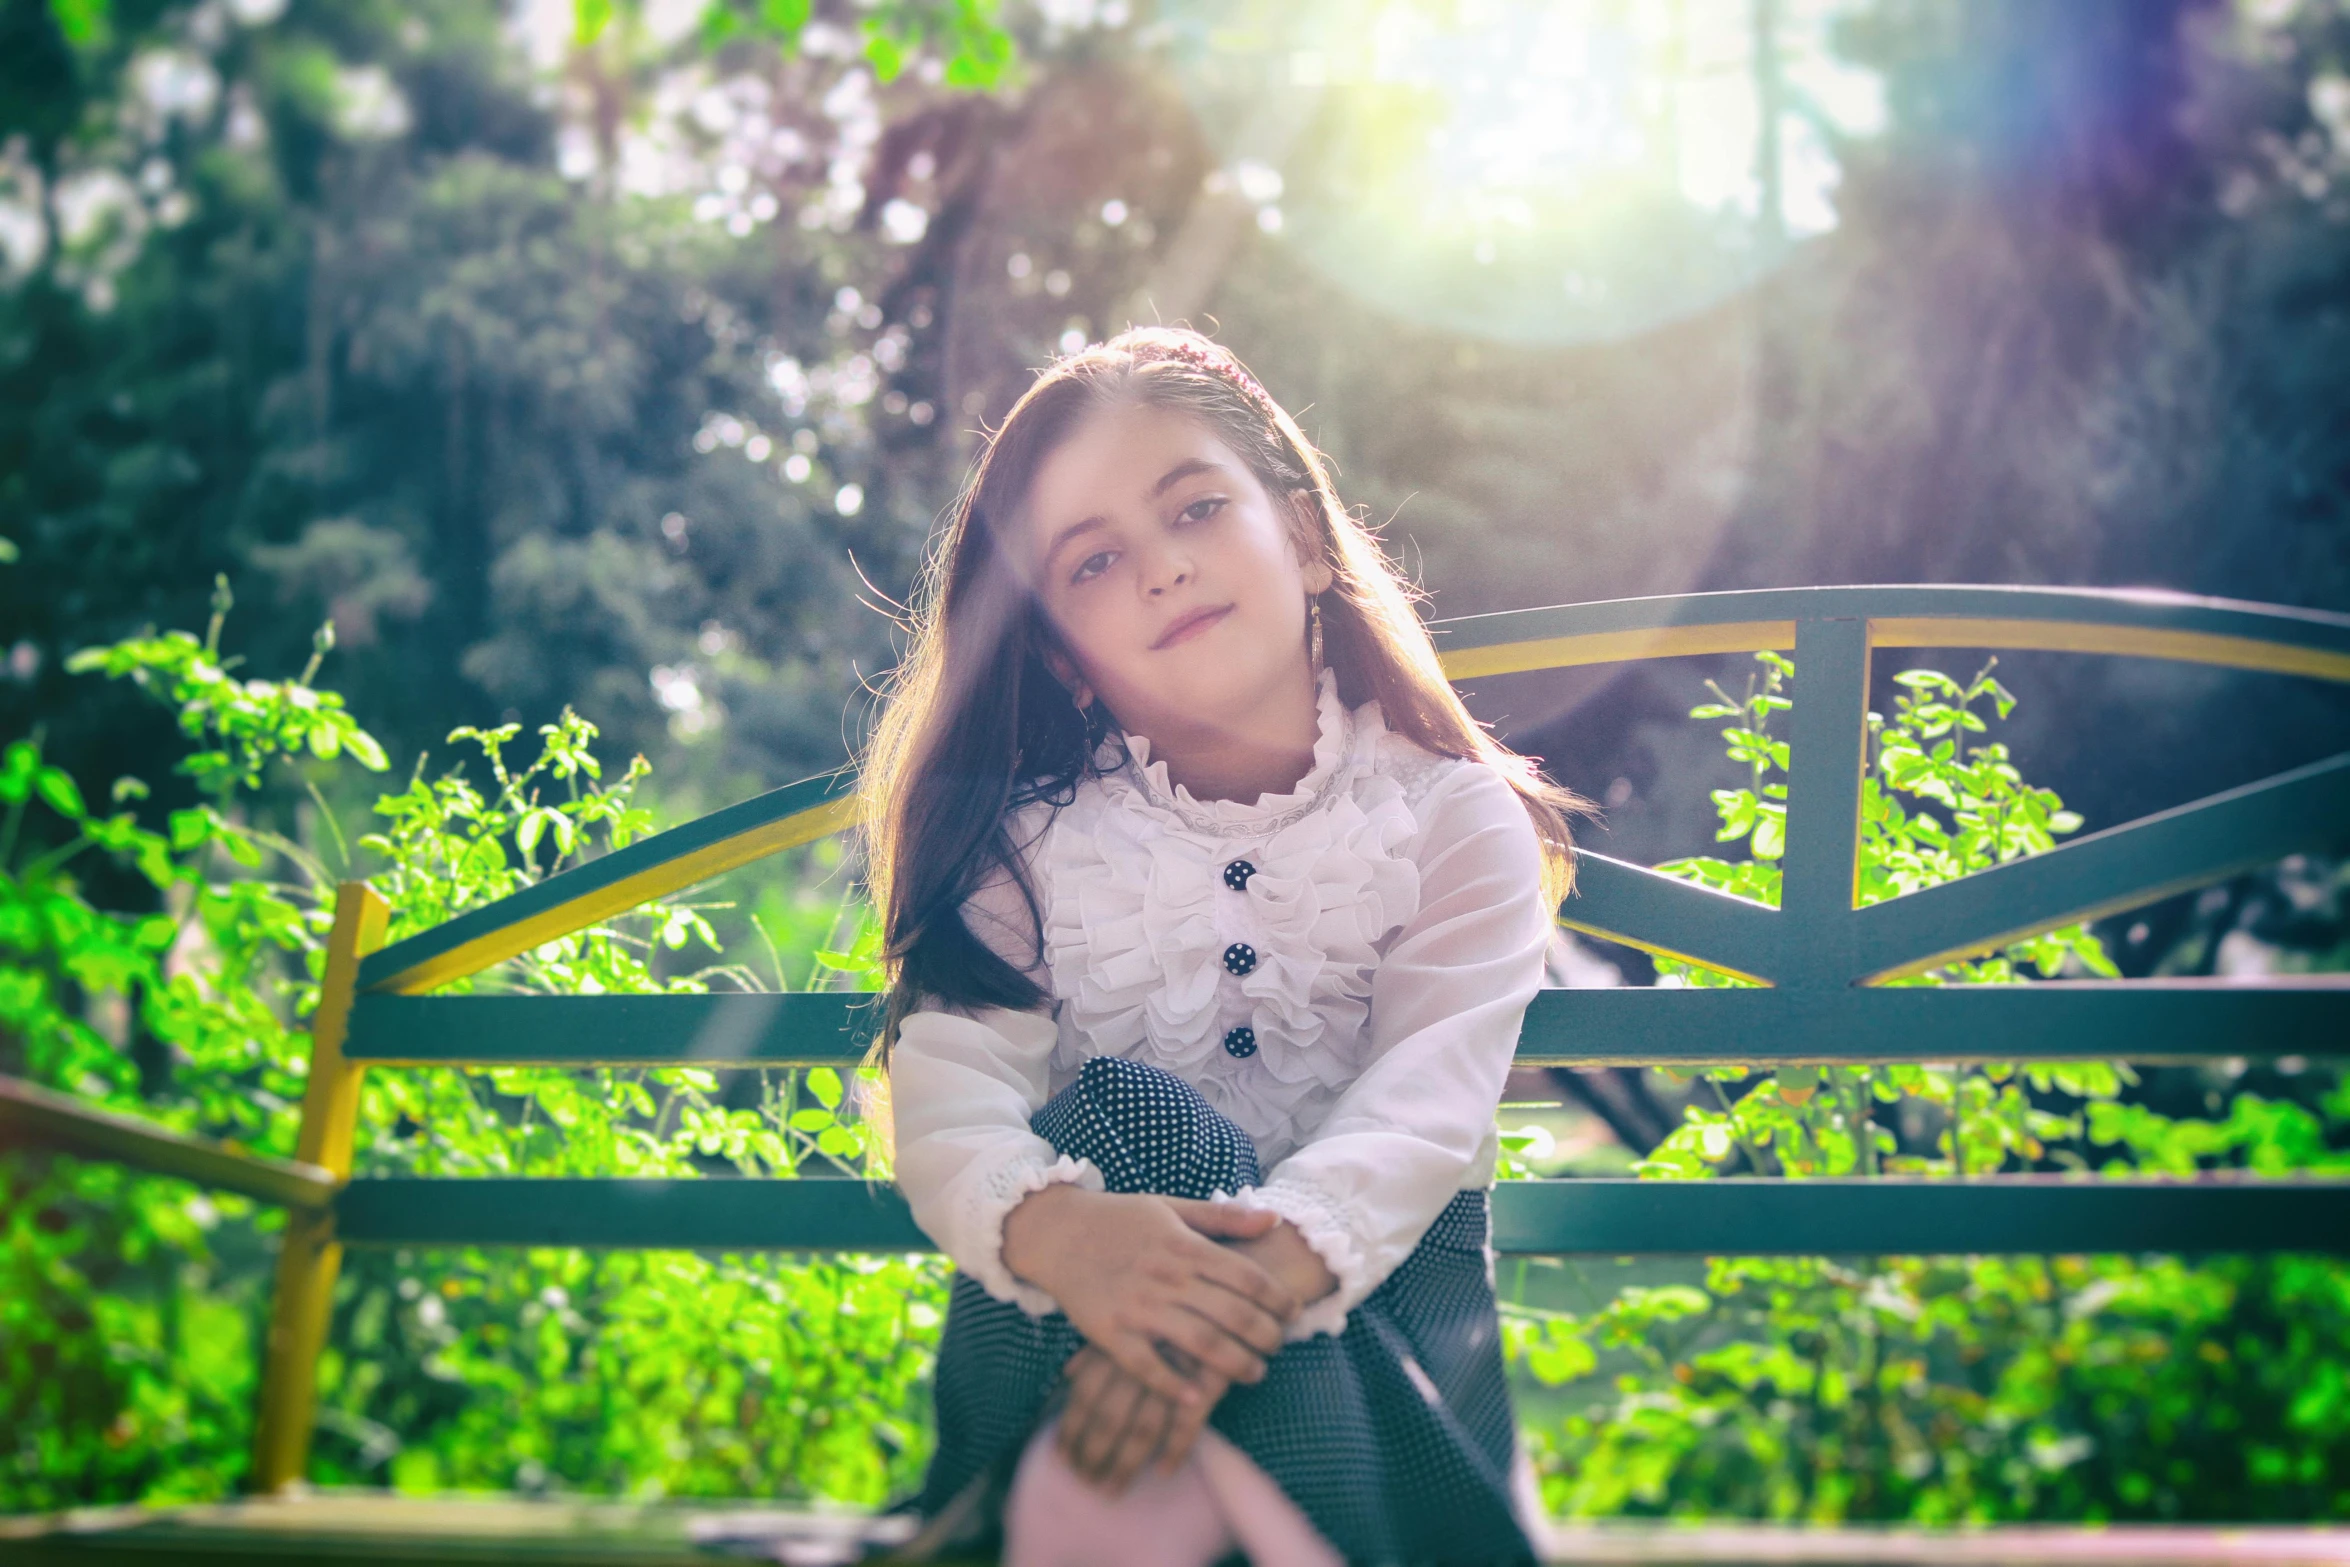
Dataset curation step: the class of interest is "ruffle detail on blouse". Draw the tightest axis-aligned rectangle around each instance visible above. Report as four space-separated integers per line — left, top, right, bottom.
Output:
955 1149 1105 1318
1042 673 1423 1147
1110 669 1359 834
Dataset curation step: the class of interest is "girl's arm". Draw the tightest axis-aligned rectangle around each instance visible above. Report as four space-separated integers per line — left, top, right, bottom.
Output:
1229 761 1554 1339
890 1000 1099 1316
890 877 1298 1406
891 855 1103 1314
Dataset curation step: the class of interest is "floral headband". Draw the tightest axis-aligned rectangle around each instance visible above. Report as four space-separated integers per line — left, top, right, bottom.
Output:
1148 336 1276 415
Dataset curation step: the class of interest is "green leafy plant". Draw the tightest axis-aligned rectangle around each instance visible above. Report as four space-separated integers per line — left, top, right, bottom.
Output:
1635 653 2122 1182
1505 655 2350 1523
3 601 939 1509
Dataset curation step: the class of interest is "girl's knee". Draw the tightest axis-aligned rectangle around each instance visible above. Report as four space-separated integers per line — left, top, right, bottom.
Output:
1002 1419 1235 1567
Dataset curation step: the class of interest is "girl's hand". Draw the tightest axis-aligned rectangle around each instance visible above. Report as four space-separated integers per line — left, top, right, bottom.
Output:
1001 1186 1298 1405
1057 1344 1217 1493
1204 1215 1339 1311
1056 1212 1337 1493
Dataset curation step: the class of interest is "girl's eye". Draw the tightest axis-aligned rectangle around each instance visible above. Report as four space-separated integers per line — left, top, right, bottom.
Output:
1177 495 1226 525
1070 549 1118 585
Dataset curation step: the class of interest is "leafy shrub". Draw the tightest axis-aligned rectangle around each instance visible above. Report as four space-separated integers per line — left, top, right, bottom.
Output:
1505 654 2350 1522
2 594 939 1508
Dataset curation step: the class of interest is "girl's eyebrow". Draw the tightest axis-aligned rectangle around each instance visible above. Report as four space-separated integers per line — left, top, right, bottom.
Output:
1148 457 1221 497
1039 515 1107 570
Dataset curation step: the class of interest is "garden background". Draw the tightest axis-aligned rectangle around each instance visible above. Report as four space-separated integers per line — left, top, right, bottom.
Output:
3 0 2348 1526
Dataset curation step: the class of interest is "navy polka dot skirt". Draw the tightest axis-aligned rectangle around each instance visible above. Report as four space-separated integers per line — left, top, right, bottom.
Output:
914 1056 1534 1565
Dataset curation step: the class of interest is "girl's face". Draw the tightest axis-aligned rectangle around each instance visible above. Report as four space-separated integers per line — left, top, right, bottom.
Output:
1016 400 1334 745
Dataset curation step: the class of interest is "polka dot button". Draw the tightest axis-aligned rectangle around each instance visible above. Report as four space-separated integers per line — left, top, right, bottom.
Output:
1222 1025 1258 1058
1222 942 1257 977
1223 859 1258 892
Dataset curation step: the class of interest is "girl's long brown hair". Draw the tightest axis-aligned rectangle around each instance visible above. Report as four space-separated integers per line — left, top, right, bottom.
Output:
861 328 1583 1056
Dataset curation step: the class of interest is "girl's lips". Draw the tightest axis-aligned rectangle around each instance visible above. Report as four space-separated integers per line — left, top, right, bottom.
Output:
1151 603 1235 650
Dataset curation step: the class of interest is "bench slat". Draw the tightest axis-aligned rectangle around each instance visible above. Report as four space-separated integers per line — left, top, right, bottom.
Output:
355 771 858 998
1562 854 1778 982
0 1074 336 1210
342 982 2348 1070
331 1175 2350 1255
1431 584 2350 677
1848 753 2350 983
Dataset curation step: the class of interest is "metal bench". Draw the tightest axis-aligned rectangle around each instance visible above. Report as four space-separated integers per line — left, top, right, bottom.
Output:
7 584 2349 1560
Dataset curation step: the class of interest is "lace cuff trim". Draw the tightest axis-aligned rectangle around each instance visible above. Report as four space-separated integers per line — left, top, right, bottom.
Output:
959 1149 1104 1317
1229 1175 1370 1341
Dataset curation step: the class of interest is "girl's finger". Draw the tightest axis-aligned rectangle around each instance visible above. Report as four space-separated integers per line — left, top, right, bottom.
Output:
1182 1238 1301 1322
1153 1309 1267 1386
1104 1391 1174 1492
1057 1351 1119 1468
1180 1278 1288 1356
1073 1370 1146 1478
1158 1393 1214 1476
1162 1197 1279 1240
1104 1331 1210 1407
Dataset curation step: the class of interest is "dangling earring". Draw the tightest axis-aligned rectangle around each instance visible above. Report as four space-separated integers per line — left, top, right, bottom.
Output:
1073 687 1112 752
1307 595 1324 673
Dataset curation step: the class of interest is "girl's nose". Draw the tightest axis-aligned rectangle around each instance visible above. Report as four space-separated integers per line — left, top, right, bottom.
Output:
1141 549 1193 596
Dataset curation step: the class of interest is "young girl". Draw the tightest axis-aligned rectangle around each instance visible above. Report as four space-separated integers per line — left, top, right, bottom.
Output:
863 328 1578 1565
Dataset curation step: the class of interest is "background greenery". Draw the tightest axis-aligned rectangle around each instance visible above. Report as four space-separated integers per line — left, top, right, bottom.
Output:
3 0 2347 1527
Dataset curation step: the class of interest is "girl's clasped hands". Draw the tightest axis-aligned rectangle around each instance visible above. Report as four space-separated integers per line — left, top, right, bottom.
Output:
1000 1185 1337 1494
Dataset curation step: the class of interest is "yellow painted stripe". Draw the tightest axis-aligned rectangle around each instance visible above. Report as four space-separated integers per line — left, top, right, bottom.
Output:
1870 618 2350 684
370 795 863 995
1440 621 1798 680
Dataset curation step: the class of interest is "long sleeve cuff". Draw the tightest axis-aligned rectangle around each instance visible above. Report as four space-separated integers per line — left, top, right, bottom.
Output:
944 1144 1105 1317
1228 1174 1374 1340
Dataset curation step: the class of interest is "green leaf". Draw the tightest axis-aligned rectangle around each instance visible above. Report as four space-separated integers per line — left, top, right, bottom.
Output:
863 26 907 81
1 740 36 802
35 767 87 820
46 0 111 49
1712 787 1758 841
808 1066 843 1109
335 725 388 771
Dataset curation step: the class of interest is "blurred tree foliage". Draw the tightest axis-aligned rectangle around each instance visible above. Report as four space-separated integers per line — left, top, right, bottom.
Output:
3 0 2345 878
0 0 1009 845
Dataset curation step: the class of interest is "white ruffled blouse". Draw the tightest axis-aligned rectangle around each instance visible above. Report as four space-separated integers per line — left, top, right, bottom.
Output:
889 671 1553 1339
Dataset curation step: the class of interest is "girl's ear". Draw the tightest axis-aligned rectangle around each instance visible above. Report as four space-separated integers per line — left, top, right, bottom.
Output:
1287 491 1337 596
1040 644 1093 710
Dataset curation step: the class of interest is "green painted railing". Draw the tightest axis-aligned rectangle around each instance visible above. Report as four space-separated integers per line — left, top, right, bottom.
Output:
13 585 2350 1497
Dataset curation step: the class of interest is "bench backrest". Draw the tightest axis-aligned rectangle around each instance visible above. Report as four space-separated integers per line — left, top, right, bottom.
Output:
8 585 2344 1493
